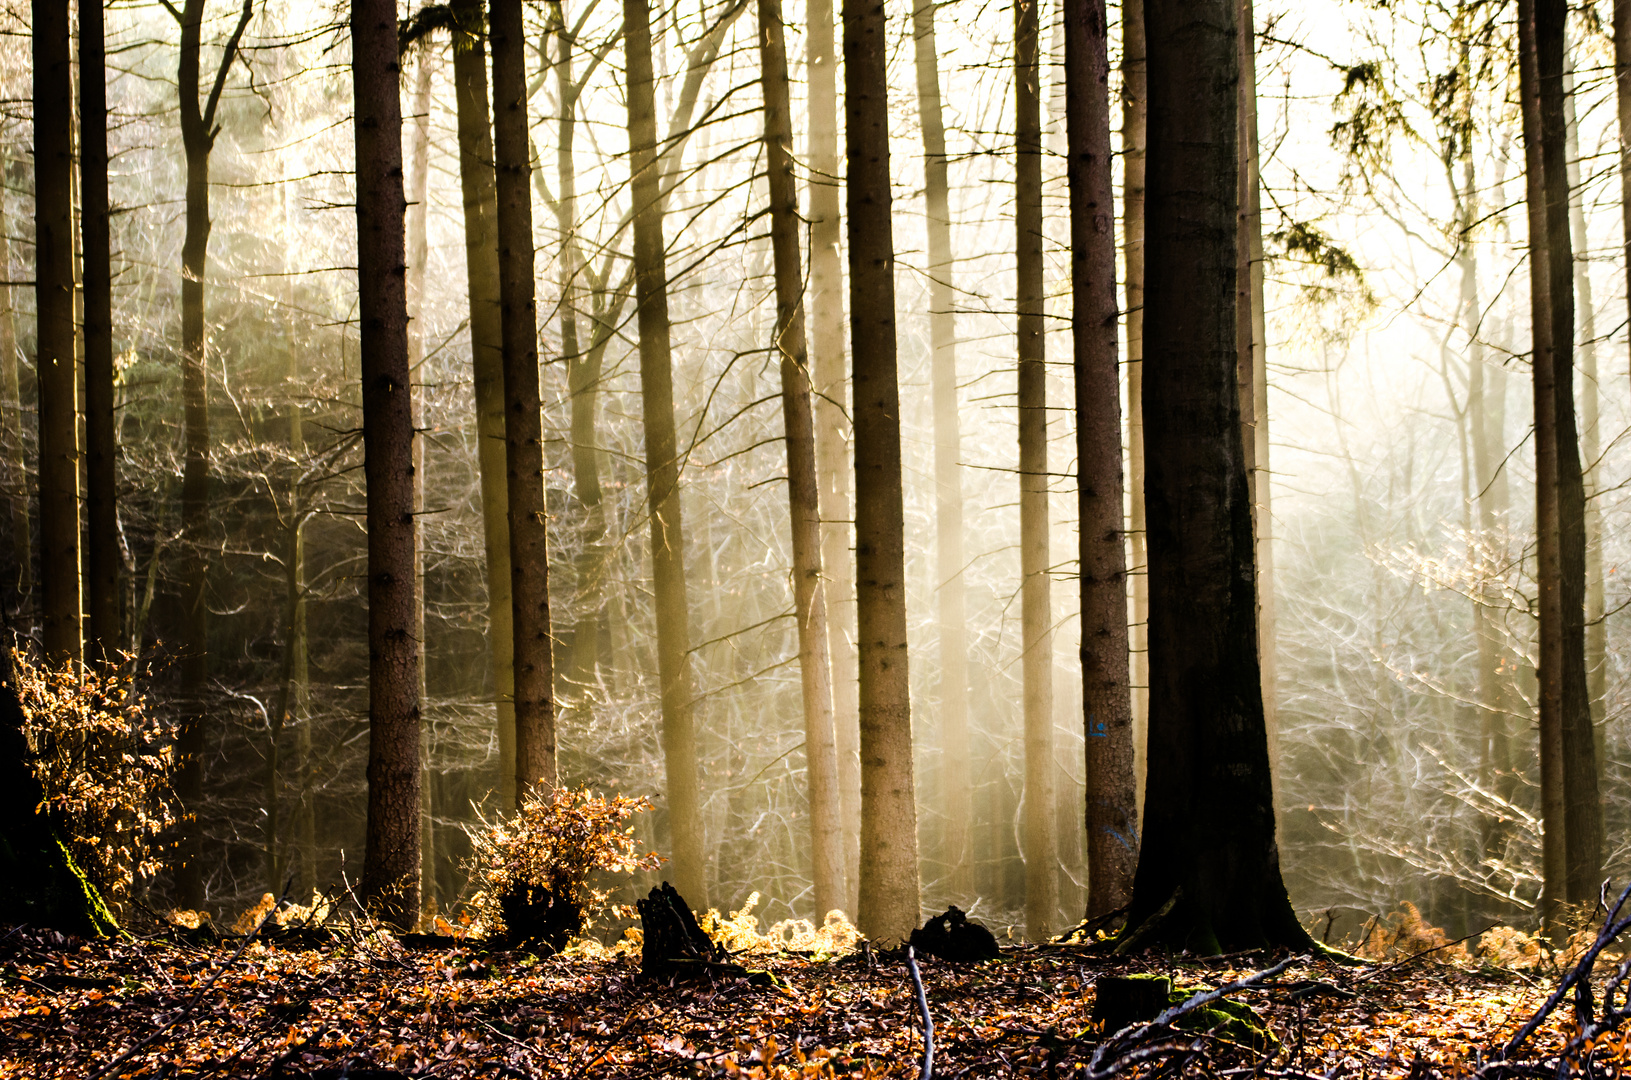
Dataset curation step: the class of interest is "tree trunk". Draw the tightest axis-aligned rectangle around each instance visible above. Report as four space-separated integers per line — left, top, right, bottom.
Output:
807 0 861 909
354 0 423 930
81 0 118 662
846 0 920 944
405 45 436 902
625 0 706 907
1015 0 1056 941
549 3 606 695
171 0 252 910
1123 0 1307 954
1563 67 1607 787
910 0 972 909
1235 0 1274 783
490 0 557 799
1120 0 1148 817
1067 0 1134 922
33 0 79 669
758 0 845 919
1457 89 1516 874
1517 0 1599 923
449 0 518 808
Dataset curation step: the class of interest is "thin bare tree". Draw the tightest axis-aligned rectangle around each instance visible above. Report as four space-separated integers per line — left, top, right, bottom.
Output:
625 0 706 906
1066 0 1134 921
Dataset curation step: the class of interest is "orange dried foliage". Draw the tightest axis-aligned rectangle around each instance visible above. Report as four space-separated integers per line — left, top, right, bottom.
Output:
10 647 178 912
468 786 663 938
1355 902 1469 962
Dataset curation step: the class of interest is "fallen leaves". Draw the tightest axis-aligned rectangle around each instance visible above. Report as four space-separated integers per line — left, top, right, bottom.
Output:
0 922 1599 1079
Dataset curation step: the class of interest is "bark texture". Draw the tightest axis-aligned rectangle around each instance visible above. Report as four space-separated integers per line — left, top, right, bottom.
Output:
1563 67 1607 800
1517 0 1599 923
911 0 972 907
1234 0 1274 781
82 0 119 661
490 0 557 798
625 0 707 907
1066 0 1134 921
807 0 861 909
1120 0 1149 815
845 0 920 944
354 0 423 929
448 0 518 807
1123 0 1307 954
759 0 845 917
1016 0 1056 940
33 0 79 668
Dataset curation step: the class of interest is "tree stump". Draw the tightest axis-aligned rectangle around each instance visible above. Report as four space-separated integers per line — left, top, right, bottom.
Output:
909 906 1002 963
500 883 579 954
1092 974 1173 1031
637 882 742 981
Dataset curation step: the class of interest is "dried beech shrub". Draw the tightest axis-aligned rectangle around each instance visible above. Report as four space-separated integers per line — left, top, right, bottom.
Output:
11 647 178 912
469 787 662 941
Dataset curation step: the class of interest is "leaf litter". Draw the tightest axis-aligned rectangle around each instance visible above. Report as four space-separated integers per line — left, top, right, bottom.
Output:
4 910 1626 1080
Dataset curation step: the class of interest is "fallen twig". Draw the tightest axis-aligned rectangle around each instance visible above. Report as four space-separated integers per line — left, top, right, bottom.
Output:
907 945 934 1080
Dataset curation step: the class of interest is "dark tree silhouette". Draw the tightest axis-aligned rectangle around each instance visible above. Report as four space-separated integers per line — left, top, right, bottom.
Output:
1066 0 1135 921
490 0 556 796
354 0 422 929
33 0 79 668
1122 0 1308 954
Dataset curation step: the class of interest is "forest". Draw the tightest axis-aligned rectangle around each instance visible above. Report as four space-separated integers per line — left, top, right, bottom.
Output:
4 0 1631 1073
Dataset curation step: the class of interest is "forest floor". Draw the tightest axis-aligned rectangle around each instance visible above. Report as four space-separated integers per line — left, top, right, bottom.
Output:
0 915 1607 1080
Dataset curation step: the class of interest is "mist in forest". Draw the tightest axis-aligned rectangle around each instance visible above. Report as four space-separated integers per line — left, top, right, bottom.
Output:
0 0 1619 945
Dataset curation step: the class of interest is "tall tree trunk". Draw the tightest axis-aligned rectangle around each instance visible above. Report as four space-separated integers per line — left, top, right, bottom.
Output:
171 0 252 910
81 0 118 662
1457 85 1516 871
404 46 436 901
1235 0 1274 781
448 0 518 808
0 167 28 607
807 0 861 909
490 0 557 799
758 0 845 919
1067 0 1134 921
1016 0 1056 940
846 0 920 944
354 0 423 929
1120 0 1148 816
1563 67 1607 782
910 0 972 907
1123 0 1307 954
625 0 706 907
1517 0 1599 923
33 0 79 669
549 2 605 694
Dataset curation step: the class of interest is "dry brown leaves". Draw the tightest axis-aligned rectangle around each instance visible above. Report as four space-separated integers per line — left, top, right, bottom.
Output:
0 923 1608 1079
